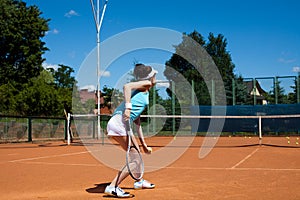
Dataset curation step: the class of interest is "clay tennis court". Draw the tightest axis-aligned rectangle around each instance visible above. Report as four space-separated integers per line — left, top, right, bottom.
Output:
0 136 299 200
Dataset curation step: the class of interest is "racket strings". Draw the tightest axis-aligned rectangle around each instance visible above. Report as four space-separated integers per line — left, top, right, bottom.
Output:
128 147 143 179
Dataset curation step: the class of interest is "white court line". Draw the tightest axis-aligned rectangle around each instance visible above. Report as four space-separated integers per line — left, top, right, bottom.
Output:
226 167 300 171
20 161 108 167
158 166 300 171
4 150 100 163
13 161 300 171
231 148 260 169
4 147 299 172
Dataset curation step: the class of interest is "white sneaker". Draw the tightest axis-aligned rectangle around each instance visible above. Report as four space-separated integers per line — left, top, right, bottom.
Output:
104 185 131 198
134 179 155 190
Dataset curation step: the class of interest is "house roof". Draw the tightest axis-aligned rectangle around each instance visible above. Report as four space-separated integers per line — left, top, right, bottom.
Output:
79 89 104 104
79 89 112 114
244 80 267 95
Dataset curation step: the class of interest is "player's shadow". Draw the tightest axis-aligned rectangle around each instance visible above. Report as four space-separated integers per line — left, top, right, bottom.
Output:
86 182 110 193
86 183 135 193
86 183 135 198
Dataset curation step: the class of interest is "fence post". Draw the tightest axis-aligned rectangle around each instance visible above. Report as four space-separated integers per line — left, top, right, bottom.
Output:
192 80 195 106
232 78 236 105
253 79 257 105
152 86 156 135
93 119 96 139
28 117 32 142
64 116 68 141
211 79 215 106
297 74 300 103
274 77 278 104
172 81 175 134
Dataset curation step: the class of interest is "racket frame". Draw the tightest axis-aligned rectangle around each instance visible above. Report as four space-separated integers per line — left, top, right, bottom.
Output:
125 120 144 181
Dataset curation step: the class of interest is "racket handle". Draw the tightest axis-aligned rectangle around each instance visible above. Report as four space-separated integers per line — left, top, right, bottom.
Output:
125 120 130 131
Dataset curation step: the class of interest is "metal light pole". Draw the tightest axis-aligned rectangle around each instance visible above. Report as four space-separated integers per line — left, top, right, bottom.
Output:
90 0 108 141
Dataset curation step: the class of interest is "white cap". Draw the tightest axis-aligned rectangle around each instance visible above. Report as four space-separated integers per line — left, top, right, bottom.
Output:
139 67 158 80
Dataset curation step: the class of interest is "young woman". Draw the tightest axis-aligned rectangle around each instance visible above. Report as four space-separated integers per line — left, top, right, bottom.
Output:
104 63 156 198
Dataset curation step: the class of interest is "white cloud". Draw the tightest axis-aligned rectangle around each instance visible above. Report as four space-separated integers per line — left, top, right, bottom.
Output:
45 28 59 35
292 66 300 73
64 10 80 18
52 29 59 34
100 70 111 77
278 51 297 64
80 85 96 92
278 57 296 64
43 62 59 70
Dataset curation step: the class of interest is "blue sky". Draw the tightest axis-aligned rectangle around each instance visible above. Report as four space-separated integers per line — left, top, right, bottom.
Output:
24 0 300 93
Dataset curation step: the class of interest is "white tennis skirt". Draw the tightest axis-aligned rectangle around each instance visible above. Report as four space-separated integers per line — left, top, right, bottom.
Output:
107 114 127 136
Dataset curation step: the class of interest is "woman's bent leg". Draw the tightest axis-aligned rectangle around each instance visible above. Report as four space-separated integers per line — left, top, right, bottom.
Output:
108 136 129 187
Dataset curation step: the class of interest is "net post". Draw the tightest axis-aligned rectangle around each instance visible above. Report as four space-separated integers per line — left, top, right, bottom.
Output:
67 113 71 145
258 116 262 145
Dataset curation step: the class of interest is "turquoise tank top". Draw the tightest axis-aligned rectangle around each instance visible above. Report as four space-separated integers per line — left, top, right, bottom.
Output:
113 90 149 122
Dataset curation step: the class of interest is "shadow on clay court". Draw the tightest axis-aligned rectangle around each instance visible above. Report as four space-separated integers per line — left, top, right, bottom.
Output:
262 143 300 148
151 143 300 148
86 182 110 194
86 183 135 198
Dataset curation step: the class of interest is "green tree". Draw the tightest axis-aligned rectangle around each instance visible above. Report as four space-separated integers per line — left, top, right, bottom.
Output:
164 30 246 105
289 76 299 104
164 31 210 105
15 70 60 116
0 0 49 87
205 33 240 105
233 75 248 105
48 64 76 89
47 65 77 115
286 92 295 104
102 85 119 109
0 82 18 114
266 80 290 104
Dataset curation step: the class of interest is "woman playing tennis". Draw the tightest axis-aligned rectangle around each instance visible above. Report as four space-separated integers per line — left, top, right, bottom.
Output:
104 63 156 198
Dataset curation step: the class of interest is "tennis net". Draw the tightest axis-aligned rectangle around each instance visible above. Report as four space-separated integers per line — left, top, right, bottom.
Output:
67 113 300 147
139 114 300 147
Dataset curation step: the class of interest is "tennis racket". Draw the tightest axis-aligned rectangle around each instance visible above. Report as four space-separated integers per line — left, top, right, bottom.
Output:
125 120 144 181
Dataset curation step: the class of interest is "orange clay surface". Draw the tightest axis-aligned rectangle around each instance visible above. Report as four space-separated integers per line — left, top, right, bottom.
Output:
0 136 300 200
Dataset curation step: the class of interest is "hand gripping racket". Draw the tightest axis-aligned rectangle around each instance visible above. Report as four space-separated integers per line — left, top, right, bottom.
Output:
125 120 144 181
